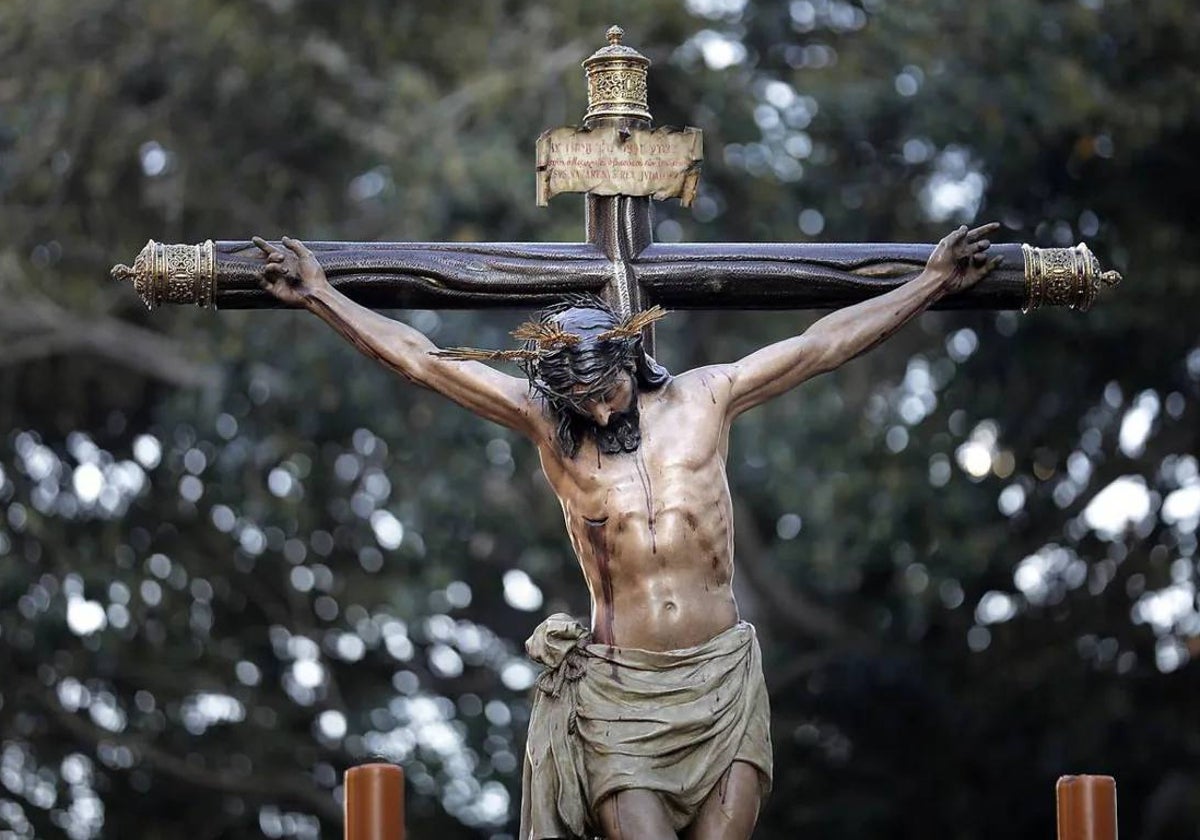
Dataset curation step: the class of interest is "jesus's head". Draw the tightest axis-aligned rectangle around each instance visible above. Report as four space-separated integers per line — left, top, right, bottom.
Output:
526 299 670 457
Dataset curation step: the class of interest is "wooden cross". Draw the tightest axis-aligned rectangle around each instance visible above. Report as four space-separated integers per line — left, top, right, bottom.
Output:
111 26 1120 354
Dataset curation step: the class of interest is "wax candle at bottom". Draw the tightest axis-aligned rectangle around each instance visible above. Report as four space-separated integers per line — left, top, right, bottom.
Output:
345 763 405 840
1057 775 1117 840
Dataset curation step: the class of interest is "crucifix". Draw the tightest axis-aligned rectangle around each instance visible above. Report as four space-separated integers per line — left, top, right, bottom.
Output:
112 26 1120 840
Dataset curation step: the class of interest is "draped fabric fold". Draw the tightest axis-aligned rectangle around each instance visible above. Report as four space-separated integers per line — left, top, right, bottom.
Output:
520 614 772 839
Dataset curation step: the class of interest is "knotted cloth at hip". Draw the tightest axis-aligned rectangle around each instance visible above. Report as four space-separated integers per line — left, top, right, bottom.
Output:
519 613 772 839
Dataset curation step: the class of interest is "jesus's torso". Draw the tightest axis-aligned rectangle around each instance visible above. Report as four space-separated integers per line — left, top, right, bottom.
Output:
536 368 740 651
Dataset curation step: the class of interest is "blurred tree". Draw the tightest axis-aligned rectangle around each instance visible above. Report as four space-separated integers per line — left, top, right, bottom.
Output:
0 0 1197 838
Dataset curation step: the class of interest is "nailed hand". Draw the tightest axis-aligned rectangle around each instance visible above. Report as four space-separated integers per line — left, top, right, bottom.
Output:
926 222 1003 294
252 236 330 305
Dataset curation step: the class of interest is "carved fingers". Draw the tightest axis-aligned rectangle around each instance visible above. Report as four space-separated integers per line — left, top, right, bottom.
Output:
252 235 306 302
966 221 1001 241
930 222 1003 292
281 236 314 260
960 223 1001 267
252 236 286 261
253 237 290 273
952 222 998 260
958 223 1005 288
941 224 968 246
965 254 1004 283
956 239 991 270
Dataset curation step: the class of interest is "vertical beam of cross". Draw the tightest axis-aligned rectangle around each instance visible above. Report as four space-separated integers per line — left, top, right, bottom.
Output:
585 195 656 356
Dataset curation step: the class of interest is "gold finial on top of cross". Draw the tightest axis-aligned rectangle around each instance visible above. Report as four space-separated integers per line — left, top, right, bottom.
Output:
582 25 652 125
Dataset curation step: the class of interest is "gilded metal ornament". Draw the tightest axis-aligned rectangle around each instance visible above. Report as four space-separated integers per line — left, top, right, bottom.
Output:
1020 242 1123 312
583 26 651 123
111 239 216 310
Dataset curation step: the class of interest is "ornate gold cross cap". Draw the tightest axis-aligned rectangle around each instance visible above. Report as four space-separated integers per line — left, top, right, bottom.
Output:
110 239 216 309
1021 242 1122 312
582 26 652 124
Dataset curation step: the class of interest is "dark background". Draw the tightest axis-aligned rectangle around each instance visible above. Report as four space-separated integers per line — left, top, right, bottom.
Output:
1 0 1197 837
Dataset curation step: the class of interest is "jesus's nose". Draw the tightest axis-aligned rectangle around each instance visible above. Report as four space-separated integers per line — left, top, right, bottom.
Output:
591 404 612 426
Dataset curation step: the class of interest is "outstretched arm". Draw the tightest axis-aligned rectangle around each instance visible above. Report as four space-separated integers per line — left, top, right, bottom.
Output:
723 223 1001 418
255 236 539 435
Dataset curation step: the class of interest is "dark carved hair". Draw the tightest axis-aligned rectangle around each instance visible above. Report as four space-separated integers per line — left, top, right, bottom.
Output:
520 296 671 457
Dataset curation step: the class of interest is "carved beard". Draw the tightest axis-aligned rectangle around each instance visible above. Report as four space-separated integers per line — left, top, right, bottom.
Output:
588 399 642 455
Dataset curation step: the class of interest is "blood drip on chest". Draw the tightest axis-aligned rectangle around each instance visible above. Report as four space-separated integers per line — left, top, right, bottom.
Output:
586 519 616 646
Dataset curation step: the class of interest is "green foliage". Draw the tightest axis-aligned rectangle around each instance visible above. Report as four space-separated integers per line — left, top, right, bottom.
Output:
1 0 1197 838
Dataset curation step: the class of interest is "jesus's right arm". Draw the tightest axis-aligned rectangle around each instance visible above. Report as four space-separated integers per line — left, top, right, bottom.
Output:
253 236 540 436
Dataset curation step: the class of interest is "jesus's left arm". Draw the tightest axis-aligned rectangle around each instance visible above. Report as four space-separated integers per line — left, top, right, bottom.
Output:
707 222 1001 419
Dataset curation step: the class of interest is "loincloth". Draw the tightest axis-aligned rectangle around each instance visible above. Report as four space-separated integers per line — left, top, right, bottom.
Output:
519 614 773 839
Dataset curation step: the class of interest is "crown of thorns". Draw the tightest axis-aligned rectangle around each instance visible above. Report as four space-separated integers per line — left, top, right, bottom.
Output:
431 302 667 365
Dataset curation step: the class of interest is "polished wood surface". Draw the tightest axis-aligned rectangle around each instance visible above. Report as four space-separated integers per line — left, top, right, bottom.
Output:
344 763 404 840
1057 775 1117 840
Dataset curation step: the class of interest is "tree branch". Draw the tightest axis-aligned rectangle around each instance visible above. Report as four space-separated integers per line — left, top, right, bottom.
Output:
30 689 342 825
0 260 222 390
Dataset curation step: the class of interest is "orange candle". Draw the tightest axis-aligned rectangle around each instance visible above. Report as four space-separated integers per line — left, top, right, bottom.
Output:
1056 775 1117 840
344 763 405 840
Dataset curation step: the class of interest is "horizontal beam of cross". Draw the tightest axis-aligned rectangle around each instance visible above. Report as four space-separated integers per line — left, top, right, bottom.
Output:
114 236 1107 314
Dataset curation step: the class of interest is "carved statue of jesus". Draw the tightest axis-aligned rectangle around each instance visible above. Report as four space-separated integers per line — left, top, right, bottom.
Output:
254 222 1000 840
